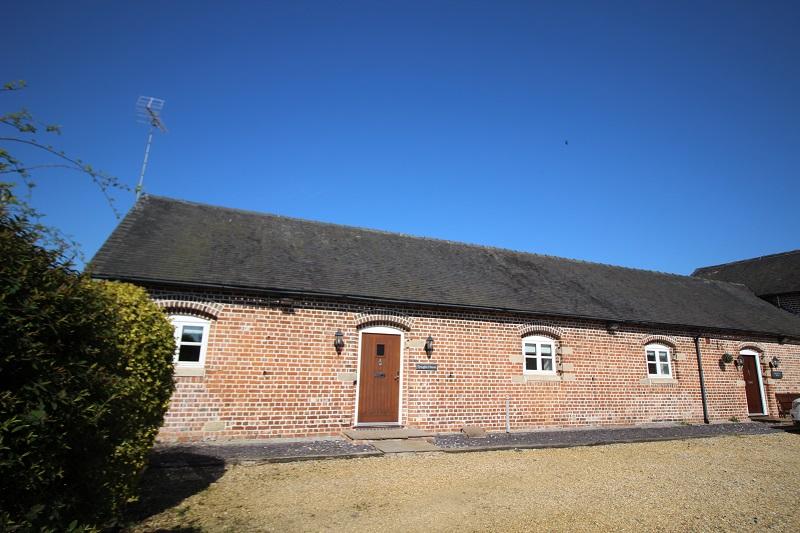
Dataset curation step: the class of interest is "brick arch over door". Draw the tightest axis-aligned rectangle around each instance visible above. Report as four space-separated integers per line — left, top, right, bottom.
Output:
354 311 414 331
737 342 765 353
155 299 222 320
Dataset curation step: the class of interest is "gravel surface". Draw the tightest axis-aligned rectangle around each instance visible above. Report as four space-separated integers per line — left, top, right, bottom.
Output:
130 432 800 532
435 422 782 449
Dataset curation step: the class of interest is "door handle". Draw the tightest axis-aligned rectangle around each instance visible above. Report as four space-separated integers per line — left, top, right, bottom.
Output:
394 372 400 381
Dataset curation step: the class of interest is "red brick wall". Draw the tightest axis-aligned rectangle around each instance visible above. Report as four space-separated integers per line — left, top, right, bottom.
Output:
147 286 800 442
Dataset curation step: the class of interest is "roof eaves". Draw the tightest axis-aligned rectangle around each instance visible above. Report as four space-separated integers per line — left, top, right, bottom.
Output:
90 272 800 343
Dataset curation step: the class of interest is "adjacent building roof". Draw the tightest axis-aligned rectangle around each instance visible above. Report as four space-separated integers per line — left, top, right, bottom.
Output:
91 196 800 338
693 250 800 297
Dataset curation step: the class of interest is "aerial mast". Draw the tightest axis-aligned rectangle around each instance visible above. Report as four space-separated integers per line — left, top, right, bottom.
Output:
135 96 167 199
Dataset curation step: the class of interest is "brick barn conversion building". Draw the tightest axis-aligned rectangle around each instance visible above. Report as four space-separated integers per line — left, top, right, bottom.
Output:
90 196 800 442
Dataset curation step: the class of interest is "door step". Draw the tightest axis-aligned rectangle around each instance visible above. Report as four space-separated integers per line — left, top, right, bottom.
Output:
370 438 440 453
342 428 435 441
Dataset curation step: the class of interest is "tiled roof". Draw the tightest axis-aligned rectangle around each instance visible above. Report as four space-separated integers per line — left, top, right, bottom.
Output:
90 196 800 338
694 250 800 297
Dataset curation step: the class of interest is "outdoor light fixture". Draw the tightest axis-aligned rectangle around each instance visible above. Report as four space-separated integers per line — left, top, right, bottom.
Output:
606 322 620 334
424 336 434 358
770 356 781 369
334 330 344 354
734 355 745 369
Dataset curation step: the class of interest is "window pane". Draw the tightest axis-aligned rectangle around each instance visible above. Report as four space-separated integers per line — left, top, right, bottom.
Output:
524 343 536 356
658 351 668 363
646 350 656 362
181 325 204 343
648 363 657 375
376 344 385 356
542 358 553 371
661 363 670 375
178 344 201 362
526 357 537 371
541 344 552 356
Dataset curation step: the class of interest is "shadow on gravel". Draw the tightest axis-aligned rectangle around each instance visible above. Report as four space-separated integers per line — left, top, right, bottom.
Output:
124 451 225 525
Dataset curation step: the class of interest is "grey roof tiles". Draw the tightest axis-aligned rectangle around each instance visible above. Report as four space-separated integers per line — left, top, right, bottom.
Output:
694 250 800 297
90 195 800 338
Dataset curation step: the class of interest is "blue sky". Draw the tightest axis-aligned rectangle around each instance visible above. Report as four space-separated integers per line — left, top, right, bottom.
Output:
3 1 798 274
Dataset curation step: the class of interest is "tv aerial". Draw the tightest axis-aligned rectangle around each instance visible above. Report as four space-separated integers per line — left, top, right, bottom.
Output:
135 96 168 199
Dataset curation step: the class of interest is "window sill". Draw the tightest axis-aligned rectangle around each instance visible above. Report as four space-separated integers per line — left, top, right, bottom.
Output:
174 366 205 377
523 373 561 382
640 377 677 385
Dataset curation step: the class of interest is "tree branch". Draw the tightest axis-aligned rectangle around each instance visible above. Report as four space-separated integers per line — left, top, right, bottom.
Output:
0 136 129 218
0 163 78 175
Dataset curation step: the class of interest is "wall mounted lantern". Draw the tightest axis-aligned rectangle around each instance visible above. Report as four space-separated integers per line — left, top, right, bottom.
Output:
424 336 434 358
770 356 781 369
334 330 344 354
734 354 745 369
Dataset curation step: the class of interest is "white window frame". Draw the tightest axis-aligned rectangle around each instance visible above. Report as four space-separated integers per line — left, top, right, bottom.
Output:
522 335 557 375
170 315 210 368
645 343 672 377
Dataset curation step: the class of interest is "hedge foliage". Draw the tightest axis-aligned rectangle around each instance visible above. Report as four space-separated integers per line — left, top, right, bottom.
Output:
0 209 176 531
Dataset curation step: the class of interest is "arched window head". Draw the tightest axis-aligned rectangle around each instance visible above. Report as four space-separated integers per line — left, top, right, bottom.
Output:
522 335 557 375
645 343 672 377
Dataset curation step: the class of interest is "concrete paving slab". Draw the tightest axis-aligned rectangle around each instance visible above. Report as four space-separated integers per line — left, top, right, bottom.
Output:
370 438 441 453
342 428 435 440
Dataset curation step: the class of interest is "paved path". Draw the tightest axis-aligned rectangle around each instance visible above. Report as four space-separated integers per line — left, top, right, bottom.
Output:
150 438 381 467
150 422 788 466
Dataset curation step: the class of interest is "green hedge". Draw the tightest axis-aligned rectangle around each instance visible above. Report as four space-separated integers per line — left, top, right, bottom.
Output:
0 211 175 531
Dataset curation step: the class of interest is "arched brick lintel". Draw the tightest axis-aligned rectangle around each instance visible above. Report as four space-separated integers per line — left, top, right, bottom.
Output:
518 324 563 339
355 312 413 331
155 299 222 320
737 342 765 353
642 334 678 348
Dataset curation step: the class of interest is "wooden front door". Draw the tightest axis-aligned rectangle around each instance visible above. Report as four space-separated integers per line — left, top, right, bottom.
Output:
741 354 764 414
358 333 401 424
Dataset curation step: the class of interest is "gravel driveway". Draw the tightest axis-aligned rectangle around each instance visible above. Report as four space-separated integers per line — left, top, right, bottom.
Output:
130 432 800 532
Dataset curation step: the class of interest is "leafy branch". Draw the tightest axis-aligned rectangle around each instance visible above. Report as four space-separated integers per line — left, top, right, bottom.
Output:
1 80 130 260
0 136 128 219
